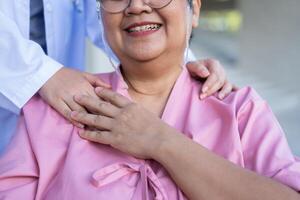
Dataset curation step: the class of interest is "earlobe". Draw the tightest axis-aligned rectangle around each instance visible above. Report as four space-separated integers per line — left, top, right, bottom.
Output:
192 0 201 28
192 15 199 28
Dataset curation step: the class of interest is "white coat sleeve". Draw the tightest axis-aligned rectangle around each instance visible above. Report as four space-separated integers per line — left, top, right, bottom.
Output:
0 11 63 114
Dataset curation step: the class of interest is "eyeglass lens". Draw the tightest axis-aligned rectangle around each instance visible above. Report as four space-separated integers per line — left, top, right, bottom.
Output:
99 0 173 13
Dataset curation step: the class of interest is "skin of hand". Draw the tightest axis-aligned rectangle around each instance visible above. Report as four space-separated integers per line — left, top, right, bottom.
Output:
38 59 236 127
71 87 168 159
38 59 234 128
71 87 300 200
186 58 237 100
38 67 111 128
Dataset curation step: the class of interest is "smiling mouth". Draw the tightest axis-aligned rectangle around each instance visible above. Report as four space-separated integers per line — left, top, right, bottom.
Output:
125 24 162 33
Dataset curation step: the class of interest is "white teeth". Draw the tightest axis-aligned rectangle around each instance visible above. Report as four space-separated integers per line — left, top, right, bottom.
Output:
128 24 161 33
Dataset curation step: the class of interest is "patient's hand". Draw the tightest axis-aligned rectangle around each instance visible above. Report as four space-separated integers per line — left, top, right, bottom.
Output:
71 88 166 159
38 67 111 128
186 59 237 99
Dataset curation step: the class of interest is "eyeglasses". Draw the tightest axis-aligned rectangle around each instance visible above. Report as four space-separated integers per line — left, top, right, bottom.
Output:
97 0 173 13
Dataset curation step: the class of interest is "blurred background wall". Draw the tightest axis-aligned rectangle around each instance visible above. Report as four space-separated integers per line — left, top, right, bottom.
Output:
85 0 300 156
239 0 300 156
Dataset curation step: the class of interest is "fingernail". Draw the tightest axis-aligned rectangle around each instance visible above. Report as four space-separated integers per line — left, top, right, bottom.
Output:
104 84 112 89
74 95 82 101
200 93 207 99
95 87 104 93
202 86 208 93
219 93 224 99
71 111 78 118
202 70 210 77
75 123 84 129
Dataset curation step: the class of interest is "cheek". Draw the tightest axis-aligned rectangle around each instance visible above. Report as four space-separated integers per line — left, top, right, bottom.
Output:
162 1 191 45
102 14 124 54
164 13 189 48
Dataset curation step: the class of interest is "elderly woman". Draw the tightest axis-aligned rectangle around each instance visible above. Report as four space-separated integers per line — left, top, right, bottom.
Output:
0 0 300 199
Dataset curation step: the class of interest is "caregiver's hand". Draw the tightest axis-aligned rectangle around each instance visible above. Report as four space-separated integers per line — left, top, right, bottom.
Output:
71 88 167 159
39 67 111 127
187 58 235 99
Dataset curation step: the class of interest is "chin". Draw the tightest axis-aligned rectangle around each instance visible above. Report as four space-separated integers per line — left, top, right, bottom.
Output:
129 52 161 62
126 45 165 62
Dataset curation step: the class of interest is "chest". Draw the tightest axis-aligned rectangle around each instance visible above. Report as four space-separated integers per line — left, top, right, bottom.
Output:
40 139 186 200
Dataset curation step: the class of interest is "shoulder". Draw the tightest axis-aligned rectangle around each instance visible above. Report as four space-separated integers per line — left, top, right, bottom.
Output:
187 83 271 132
95 72 116 85
181 69 265 117
23 95 68 124
22 95 75 144
188 76 264 112
223 86 264 110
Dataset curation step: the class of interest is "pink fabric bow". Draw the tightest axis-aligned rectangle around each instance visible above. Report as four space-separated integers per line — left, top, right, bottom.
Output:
91 162 168 200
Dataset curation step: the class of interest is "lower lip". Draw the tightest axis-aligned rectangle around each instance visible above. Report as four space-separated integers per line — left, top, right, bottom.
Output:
126 27 161 37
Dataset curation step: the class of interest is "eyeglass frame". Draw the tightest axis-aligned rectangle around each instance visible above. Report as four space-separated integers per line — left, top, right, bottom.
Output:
96 0 174 14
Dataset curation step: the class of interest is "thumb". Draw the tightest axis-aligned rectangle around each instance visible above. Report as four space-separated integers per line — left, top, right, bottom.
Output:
186 61 210 78
84 73 111 88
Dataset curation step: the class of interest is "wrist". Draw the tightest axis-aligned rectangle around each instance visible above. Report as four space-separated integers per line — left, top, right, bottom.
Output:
150 124 181 162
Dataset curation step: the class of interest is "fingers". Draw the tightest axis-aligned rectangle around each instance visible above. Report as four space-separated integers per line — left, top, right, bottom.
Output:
218 81 233 99
74 95 119 117
79 130 112 145
199 59 227 99
84 73 111 89
95 87 131 108
55 100 84 128
71 111 113 130
186 61 210 78
232 84 239 91
65 99 86 128
55 100 72 120
200 73 221 99
66 97 87 113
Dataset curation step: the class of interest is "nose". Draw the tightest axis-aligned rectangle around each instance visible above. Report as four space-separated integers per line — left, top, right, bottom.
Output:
125 0 152 16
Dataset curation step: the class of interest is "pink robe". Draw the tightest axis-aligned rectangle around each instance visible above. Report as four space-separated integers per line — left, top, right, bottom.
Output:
1 67 299 199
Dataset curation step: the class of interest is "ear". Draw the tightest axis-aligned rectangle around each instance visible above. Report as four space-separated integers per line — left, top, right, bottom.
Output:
192 0 201 28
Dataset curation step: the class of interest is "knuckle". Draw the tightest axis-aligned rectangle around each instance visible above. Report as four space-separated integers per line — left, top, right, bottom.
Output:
93 115 102 125
86 131 100 141
98 102 107 109
113 93 120 99
126 103 139 113
127 102 137 109
80 95 89 102
217 81 224 88
116 103 137 122
86 131 94 138
223 81 230 87
210 59 220 66
78 107 86 112
113 134 123 145
63 109 71 118
198 64 207 71
119 111 130 122
210 73 217 81
94 131 103 141
206 58 214 64
111 93 120 102
218 78 225 85
48 93 60 103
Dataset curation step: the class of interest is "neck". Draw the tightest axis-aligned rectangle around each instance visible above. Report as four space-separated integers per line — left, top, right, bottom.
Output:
120 55 183 97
